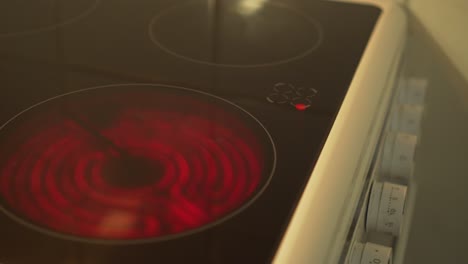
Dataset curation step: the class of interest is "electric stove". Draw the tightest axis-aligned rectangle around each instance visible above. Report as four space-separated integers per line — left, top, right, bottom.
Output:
0 0 406 263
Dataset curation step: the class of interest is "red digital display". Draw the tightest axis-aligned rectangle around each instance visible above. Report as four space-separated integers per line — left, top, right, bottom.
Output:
0 85 272 241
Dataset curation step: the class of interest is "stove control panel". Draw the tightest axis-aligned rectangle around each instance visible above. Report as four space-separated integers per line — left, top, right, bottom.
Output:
343 76 428 264
381 77 428 181
266 82 318 111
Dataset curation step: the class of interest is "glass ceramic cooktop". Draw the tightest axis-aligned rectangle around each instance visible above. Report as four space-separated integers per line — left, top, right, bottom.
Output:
0 0 380 263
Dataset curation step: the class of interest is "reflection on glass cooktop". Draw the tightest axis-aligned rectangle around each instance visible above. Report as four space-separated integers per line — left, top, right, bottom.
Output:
0 0 381 263
149 0 322 67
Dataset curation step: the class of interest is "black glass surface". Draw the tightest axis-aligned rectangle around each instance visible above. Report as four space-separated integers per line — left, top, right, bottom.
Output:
0 0 380 263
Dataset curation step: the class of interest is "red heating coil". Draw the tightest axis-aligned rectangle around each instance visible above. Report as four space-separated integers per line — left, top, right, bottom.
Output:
0 87 270 241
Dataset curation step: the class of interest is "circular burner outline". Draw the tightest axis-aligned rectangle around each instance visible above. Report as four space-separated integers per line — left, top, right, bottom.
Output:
0 0 101 38
0 83 277 244
148 0 324 68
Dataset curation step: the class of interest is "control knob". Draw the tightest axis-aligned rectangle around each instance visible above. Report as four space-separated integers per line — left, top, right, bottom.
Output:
349 242 392 264
381 132 417 179
367 181 407 236
389 104 424 135
398 77 428 105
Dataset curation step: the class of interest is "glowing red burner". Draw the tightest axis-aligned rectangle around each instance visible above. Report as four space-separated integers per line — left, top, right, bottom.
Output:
0 85 274 241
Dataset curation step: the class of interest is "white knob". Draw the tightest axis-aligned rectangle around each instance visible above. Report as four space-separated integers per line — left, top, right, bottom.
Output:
381 132 417 179
349 242 392 264
366 182 407 236
389 104 424 135
398 78 428 105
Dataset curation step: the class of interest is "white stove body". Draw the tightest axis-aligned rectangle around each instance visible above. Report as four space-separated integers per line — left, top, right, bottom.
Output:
274 1 407 263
